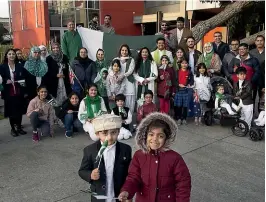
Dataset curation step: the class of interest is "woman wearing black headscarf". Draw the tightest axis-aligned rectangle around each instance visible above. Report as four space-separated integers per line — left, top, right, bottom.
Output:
70 47 97 97
43 42 71 105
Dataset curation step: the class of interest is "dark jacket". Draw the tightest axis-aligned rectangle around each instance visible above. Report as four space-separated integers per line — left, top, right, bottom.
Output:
228 54 260 85
23 68 46 100
0 63 25 100
259 60 265 90
78 141 132 202
0 63 26 117
249 48 265 67
43 55 71 98
112 106 130 130
55 99 80 120
212 41 230 61
176 68 194 92
233 80 253 105
71 58 97 88
222 51 237 79
185 49 202 71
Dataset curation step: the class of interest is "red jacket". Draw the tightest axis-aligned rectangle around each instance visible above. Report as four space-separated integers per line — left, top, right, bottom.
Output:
137 102 157 123
157 66 176 98
121 149 191 202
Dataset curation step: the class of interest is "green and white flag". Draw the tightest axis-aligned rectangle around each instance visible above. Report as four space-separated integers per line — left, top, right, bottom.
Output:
77 27 161 63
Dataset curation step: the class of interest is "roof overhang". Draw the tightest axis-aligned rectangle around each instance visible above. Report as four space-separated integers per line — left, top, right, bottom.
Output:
133 12 184 24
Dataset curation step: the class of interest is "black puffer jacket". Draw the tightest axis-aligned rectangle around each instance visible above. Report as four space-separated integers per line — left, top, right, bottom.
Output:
71 57 97 88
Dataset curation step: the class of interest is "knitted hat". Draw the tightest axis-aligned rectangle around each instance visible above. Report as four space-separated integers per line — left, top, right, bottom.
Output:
92 114 122 133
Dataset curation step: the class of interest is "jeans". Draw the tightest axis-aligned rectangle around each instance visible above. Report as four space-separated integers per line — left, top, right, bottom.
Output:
64 113 83 134
30 112 50 136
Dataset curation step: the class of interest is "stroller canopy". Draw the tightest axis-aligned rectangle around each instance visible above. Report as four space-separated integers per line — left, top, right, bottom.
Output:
211 76 233 95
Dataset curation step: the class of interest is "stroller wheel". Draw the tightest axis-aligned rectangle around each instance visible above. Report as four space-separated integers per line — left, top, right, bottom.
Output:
204 111 213 126
257 128 264 141
249 128 260 141
232 120 249 137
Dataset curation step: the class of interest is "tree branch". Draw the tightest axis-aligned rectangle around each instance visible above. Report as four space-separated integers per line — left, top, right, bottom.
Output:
240 30 265 45
192 1 254 43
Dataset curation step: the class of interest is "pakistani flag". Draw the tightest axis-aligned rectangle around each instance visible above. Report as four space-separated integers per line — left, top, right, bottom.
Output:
77 27 161 63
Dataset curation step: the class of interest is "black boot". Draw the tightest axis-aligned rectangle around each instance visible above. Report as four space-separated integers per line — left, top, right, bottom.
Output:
17 127 27 135
11 129 19 137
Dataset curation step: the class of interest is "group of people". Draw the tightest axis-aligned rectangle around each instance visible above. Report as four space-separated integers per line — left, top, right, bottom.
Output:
0 16 264 142
0 15 264 202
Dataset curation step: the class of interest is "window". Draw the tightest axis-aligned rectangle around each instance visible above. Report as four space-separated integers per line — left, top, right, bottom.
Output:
62 8 75 27
145 1 179 8
87 0 99 9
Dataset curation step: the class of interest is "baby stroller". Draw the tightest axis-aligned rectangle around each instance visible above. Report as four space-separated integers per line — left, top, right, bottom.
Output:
204 76 249 137
249 95 265 141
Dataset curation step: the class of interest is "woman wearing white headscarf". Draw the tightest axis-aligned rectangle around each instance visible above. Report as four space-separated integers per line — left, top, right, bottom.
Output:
197 42 222 76
39 45 49 62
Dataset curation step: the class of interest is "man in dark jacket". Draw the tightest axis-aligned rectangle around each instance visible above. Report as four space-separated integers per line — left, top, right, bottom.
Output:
212 31 230 61
222 39 239 79
185 36 201 74
249 35 265 99
249 35 265 67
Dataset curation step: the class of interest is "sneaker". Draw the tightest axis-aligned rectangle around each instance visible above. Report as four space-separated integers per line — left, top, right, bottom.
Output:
182 120 187 125
32 131 40 142
177 119 182 126
65 131 72 138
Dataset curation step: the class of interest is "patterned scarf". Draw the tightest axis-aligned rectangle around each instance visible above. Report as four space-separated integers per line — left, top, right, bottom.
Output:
50 43 64 63
153 49 166 65
24 46 48 77
203 50 214 69
85 95 101 119
95 59 107 72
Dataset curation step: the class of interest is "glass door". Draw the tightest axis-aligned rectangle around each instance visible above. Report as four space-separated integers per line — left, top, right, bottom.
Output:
50 27 68 44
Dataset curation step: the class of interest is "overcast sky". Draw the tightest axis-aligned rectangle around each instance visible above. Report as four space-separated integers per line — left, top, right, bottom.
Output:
0 0 9 18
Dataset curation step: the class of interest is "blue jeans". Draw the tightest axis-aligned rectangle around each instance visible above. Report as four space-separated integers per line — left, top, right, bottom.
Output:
64 113 83 135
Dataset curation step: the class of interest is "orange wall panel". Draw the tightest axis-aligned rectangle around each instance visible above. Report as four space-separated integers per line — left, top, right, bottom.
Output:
202 27 228 45
99 1 144 35
10 0 50 51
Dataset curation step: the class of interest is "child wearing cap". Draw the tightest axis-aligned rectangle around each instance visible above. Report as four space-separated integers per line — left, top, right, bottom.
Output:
78 114 132 202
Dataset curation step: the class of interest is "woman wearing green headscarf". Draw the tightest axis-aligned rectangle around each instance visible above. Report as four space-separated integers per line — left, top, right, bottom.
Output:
197 42 222 76
94 48 109 83
24 46 48 100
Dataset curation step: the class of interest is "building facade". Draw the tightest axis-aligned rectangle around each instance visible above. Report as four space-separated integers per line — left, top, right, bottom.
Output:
10 0 222 50
10 0 144 50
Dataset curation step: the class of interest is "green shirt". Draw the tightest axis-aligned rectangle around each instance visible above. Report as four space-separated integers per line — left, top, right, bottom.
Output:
61 31 82 62
96 79 107 97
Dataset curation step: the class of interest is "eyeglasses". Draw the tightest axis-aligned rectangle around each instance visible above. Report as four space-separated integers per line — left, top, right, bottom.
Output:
161 24 168 27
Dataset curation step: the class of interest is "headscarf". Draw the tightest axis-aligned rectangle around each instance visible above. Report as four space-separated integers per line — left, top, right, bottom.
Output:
95 49 108 72
203 42 214 68
50 42 64 63
24 46 48 77
39 45 49 62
